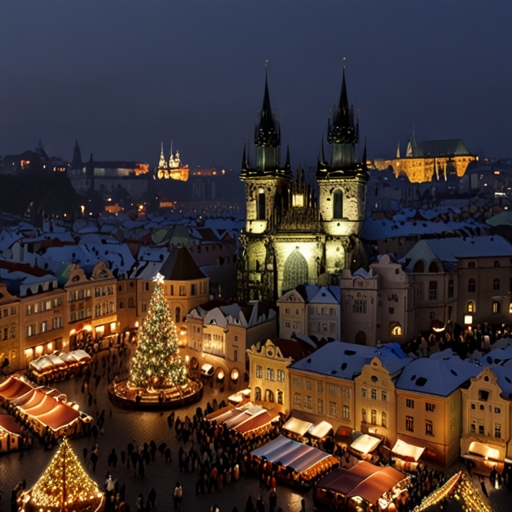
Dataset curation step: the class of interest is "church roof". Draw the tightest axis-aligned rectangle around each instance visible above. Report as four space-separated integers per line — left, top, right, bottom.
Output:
411 139 473 158
160 247 205 281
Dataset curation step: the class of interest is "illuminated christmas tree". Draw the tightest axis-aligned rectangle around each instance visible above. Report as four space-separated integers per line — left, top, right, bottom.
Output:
19 438 104 512
129 273 187 389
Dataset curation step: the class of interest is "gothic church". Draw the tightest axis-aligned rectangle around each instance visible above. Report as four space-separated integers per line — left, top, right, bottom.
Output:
237 70 369 304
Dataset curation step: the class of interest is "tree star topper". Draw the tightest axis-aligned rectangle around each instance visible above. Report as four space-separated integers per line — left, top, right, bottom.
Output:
153 272 165 285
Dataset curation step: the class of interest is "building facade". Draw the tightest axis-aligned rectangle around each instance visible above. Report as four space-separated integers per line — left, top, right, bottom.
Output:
237 70 368 304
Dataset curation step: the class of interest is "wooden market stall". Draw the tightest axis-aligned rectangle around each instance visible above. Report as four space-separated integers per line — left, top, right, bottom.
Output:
314 461 408 511
251 434 339 489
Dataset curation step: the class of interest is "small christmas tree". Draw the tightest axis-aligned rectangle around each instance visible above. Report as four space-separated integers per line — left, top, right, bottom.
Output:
129 273 187 389
22 438 103 511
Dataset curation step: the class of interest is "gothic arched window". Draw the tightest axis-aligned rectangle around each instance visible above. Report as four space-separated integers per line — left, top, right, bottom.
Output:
257 190 266 220
282 249 308 294
333 189 343 219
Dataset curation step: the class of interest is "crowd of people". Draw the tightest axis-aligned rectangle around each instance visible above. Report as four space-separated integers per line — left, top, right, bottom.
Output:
403 322 512 360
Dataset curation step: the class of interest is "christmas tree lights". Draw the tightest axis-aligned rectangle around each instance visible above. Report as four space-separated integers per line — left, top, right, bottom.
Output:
20 437 104 512
129 273 187 389
413 471 492 512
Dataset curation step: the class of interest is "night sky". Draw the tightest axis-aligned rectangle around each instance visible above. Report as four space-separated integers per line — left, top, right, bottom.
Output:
1 1 510 171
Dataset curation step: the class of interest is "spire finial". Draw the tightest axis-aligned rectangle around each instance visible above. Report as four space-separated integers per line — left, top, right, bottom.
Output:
342 56 346 70
265 59 268 69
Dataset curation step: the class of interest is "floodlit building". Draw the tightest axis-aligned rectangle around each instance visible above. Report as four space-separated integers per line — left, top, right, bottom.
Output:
374 130 477 183
460 363 512 468
238 69 368 304
395 350 480 466
277 284 340 341
288 341 410 433
185 301 276 383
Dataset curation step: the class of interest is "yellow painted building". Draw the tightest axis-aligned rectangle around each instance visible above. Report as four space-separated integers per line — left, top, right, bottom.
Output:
395 352 480 466
0 284 20 372
247 339 292 413
461 367 512 463
354 357 397 446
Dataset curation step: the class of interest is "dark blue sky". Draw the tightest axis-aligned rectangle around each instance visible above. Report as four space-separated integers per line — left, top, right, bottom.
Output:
1 1 510 170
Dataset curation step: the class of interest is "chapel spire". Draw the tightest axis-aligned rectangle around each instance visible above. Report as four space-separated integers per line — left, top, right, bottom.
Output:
254 61 280 148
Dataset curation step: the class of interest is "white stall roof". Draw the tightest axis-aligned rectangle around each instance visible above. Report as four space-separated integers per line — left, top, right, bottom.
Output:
350 434 381 454
392 439 425 462
308 421 333 439
282 417 313 436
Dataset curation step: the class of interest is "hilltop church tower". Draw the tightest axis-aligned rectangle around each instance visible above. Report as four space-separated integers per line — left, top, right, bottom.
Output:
237 68 368 305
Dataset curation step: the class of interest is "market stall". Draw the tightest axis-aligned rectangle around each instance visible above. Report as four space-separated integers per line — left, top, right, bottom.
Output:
391 438 425 472
0 376 33 405
282 417 313 437
27 350 91 384
461 440 505 477
251 434 339 488
308 421 334 439
314 461 408 511
0 412 23 453
349 433 383 462
206 402 275 437
1 377 91 439
18 438 105 512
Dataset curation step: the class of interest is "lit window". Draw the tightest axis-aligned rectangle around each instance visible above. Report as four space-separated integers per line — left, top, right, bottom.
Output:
371 410 377 425
492 302 500 314
426 420 434 436
343 405 350 420
391 324 402 336
406 416 414 432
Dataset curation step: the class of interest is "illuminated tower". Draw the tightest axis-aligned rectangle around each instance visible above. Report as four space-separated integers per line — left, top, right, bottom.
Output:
238 67 292 303
317 69 369 273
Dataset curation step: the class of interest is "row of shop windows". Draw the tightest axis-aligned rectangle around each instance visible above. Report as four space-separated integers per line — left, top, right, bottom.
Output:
255 365 285 382
1 307 17 318
293 393 351 420
1 324 16 340
26 317 63 337
470 420 501 438
254 387 283 404
27 298 62 315
362 388 388 402
362 409 387 428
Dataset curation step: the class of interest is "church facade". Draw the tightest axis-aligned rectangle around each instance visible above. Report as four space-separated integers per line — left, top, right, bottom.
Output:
237 70 369 304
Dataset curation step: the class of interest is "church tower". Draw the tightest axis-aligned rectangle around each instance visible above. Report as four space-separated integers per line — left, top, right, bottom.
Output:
317 69 369 273
238 68 292 304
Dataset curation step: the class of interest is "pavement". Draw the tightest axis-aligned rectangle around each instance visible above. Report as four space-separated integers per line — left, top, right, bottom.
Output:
0 347 509 512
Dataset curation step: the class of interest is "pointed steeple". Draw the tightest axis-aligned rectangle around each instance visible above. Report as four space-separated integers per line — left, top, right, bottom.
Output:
254 62 280 148
158 142 167 170
71 139 82 168
284 142 291 172
241 140 249 169
327 67 358 146
396 141 401 159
